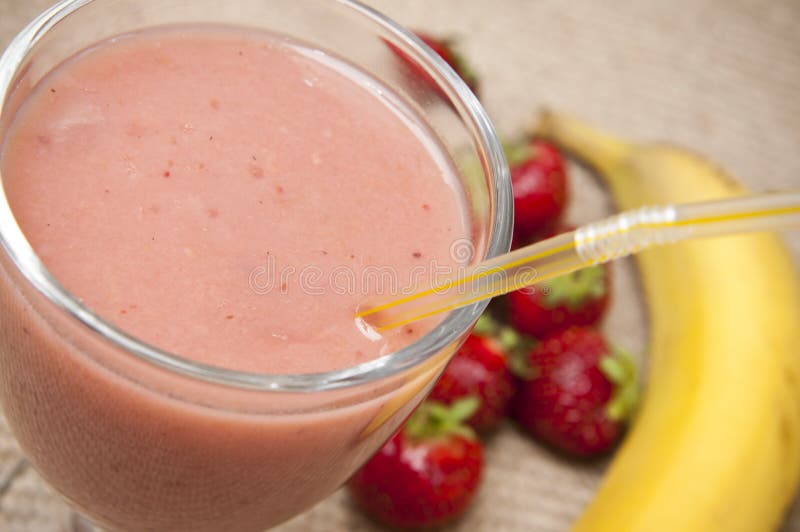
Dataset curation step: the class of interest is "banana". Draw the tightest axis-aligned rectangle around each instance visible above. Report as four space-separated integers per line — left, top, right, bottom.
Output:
535 111 800 532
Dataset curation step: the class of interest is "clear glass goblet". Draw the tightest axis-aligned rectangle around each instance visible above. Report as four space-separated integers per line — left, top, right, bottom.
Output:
0 0 511 530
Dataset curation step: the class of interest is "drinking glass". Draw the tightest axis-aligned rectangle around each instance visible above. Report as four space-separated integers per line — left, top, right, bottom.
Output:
0 0 512 530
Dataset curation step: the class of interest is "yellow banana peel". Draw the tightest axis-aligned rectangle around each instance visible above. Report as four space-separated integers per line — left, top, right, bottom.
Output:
536 111 800 532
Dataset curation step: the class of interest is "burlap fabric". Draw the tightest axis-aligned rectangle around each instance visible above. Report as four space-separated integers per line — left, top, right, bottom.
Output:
0 0 798 530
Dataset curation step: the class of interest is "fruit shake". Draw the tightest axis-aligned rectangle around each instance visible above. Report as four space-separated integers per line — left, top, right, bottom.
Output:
0 25 480 531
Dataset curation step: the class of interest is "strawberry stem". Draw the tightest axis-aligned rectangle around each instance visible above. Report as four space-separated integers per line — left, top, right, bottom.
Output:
600 347 639 422
496 325 537 380
543 264 606 310
503 140 536 167
472 314 499 337
405 397 480 441
497 326 523 352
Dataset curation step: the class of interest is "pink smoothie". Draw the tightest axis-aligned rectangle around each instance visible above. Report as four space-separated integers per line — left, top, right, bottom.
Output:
2 26 466 374
0 26 470 531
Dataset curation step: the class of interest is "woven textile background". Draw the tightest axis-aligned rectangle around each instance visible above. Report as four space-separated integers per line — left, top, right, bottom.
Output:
0 0 798 530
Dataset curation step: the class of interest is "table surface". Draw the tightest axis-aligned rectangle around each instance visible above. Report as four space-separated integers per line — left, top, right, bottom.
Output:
0 0 798 530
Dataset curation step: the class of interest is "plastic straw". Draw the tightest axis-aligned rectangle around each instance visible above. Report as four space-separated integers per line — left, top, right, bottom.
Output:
357 192 800 330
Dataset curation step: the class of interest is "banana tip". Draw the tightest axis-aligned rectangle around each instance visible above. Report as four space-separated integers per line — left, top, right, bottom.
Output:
530 108 556 139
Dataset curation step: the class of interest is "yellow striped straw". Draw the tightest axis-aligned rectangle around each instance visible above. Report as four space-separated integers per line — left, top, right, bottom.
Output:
357 192 800 331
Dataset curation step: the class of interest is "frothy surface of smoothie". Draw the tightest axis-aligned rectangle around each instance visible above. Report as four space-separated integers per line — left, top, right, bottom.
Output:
1 27 467 374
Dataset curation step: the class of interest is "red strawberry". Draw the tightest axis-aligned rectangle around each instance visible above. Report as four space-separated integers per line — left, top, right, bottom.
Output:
507 140 568 247
349 398 483 529
388 31 479 97
512 327 638 457
429 315 516 431
507 262 611 337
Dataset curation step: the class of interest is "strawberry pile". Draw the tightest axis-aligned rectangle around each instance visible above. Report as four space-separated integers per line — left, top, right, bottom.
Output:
349 32 639 529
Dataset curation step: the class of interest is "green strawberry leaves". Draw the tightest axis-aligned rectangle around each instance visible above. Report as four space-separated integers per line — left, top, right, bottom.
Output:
405 397 480 441
543 264 606 310
600 346 639 422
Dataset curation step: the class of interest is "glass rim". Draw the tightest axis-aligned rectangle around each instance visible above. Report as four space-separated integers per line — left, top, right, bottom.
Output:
0 0 513 393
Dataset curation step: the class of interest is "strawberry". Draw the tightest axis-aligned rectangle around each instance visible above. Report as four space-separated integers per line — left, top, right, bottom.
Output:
429 315 516 431
512 327 638 457
388 31 479 97
506 140 568 247
507 262 611 337
348 398 483 529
